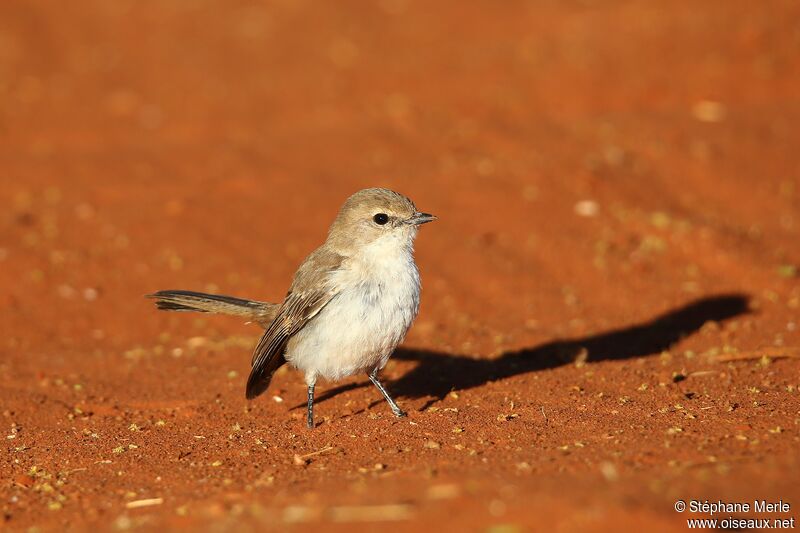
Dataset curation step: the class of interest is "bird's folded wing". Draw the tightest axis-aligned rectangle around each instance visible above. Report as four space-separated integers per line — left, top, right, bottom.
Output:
245 289 335 399
245 249 345 399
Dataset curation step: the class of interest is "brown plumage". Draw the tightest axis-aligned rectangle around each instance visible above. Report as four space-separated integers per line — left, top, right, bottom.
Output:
148 187 435 428
148 290 279 327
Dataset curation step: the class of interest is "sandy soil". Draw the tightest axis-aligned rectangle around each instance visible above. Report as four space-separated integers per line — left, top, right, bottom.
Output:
1 0 799 531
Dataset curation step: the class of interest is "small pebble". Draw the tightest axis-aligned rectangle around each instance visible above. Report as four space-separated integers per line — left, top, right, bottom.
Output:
574 200 599 217
692 100 726 123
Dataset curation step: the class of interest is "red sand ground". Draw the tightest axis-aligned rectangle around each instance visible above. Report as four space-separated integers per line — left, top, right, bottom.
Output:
1 1 799 531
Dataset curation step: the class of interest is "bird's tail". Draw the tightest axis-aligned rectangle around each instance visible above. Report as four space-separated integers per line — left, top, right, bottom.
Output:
147 290 278 327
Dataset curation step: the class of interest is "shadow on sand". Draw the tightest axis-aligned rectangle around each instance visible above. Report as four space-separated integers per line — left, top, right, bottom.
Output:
310 294 750 409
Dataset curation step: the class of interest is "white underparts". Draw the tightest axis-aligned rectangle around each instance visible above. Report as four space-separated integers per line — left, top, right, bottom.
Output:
285 230 421 385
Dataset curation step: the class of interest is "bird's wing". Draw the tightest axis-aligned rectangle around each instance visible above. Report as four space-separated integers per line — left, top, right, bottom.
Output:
245 249 344 399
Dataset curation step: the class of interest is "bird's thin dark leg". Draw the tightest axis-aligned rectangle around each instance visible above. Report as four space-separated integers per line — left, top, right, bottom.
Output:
368 369 406 417
307 384 315 429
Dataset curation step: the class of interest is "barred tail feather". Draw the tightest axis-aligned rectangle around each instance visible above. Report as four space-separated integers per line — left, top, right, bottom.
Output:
147 290 278 326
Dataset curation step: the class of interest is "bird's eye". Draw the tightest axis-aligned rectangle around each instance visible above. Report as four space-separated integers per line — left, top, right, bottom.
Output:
373 213 389 225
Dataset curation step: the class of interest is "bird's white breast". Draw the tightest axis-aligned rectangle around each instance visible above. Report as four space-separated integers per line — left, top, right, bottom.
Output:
285 235 421 384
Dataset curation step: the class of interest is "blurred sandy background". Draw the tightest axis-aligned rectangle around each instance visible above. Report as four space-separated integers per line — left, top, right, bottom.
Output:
1 1 799 531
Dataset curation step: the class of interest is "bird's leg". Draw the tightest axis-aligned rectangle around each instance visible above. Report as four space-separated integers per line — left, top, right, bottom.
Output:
368 369 407 417
306 384 315 429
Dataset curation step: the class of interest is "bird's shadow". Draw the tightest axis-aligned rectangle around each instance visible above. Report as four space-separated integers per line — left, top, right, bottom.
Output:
309 294 750 409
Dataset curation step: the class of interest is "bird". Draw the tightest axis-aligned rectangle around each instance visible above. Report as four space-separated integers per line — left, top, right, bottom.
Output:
148 188 436 428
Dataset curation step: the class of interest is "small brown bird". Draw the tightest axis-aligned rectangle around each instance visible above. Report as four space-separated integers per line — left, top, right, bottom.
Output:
149 188 435 428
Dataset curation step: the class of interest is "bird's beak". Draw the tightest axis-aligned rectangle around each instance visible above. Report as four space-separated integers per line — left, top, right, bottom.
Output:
405 212 437 225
